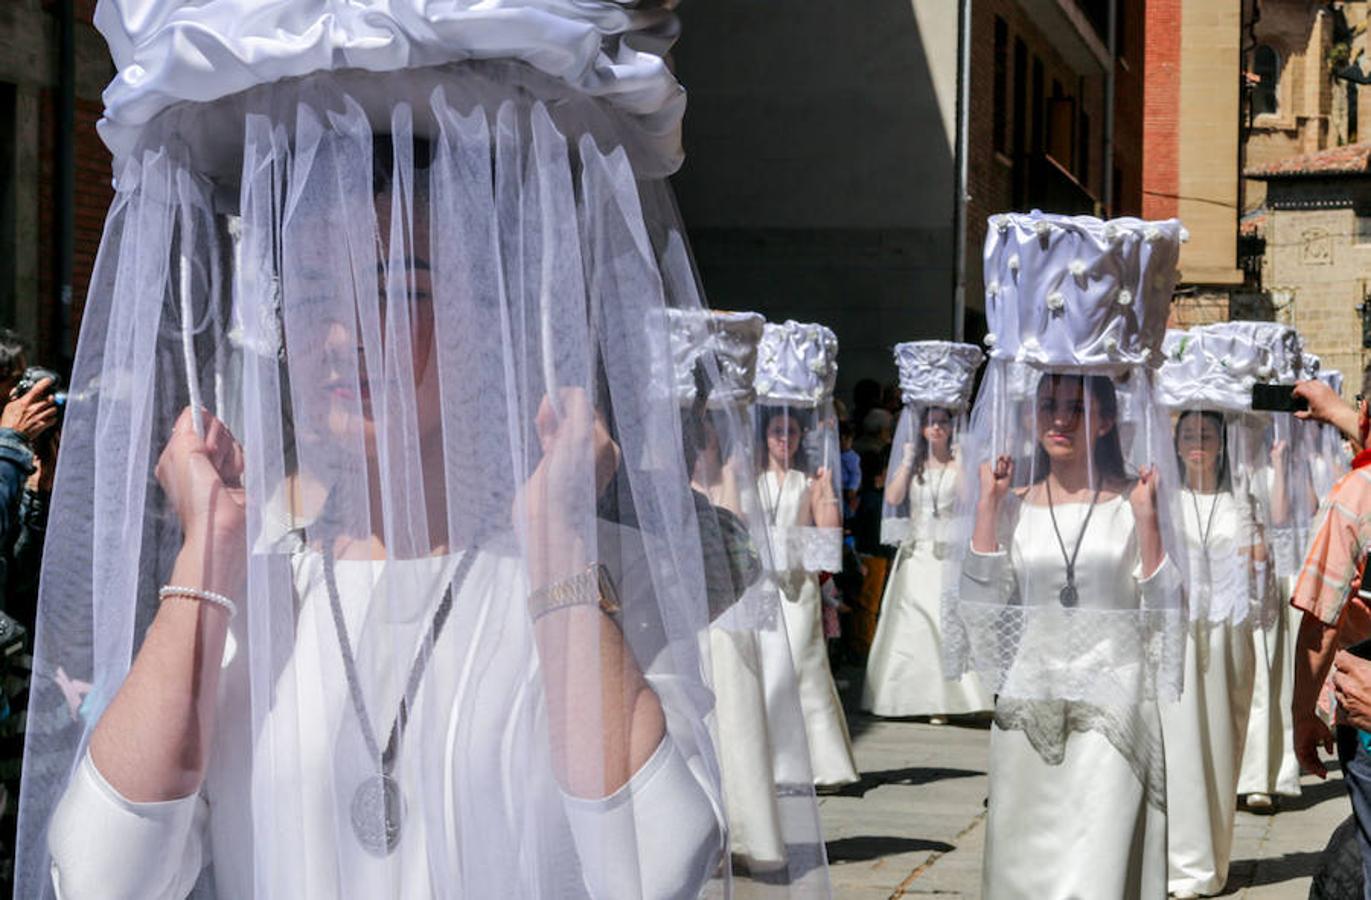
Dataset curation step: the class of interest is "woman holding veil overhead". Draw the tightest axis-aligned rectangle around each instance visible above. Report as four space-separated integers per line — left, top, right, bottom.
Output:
1206 321 1316 811
15 1 750 897
667 308 828 890
754 321 859 790
862 341 989 720
1156 326 1277 898
945 212 1188 898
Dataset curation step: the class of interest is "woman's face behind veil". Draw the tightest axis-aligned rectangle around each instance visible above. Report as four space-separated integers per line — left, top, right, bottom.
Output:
295 191 443 464
1035 375 1112 467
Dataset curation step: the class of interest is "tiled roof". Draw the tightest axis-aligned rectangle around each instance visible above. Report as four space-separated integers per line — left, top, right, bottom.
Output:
1246 143 1371 178
1240 211 1266 237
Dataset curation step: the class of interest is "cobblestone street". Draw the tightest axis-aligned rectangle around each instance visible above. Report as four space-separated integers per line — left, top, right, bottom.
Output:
816 671 1350 898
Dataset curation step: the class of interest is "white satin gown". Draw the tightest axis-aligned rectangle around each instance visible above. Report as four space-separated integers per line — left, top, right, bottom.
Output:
758 469 859 789
1160 490 1258 896
966 497 1169 900
47 542 723 899
862 464 991 717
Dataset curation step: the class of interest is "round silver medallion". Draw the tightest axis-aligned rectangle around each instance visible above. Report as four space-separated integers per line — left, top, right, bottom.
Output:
351 774 405 856
1059 583 1079 608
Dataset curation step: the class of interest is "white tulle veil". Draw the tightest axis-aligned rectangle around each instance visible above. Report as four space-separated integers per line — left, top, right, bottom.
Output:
15 2 782 897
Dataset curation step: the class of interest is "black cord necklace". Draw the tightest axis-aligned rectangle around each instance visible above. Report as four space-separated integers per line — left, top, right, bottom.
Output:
1187 484 1222 561
320 546 478 856
1045 477 1104 608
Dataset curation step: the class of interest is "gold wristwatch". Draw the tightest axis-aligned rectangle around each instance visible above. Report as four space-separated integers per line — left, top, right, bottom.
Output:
528 563 622 624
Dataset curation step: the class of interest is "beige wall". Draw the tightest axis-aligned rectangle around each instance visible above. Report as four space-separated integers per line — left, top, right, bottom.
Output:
1177 0 1244 285
1265 205 1371 392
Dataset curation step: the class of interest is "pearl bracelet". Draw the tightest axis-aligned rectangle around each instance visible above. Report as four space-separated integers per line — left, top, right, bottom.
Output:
158 585 238 619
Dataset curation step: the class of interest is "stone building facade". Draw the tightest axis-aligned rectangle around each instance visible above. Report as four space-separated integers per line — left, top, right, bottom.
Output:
0 1 112 363
1248 144 1371 392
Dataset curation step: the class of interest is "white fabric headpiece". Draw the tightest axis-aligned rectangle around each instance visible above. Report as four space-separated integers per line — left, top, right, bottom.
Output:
94 0 686 170
755 320 839 408
893 341 983 410
666 309 765 406
1201 320 1304 382
981 211 1182 372
1157 327 1279 413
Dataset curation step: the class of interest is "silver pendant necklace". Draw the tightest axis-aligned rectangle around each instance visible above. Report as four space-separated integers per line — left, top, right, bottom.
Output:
321 546 478 856
926 463 951 559
1045 478 1104 608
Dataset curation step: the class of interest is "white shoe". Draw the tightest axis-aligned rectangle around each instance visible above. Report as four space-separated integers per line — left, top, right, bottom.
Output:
1245 792 1274 810
929 716 948 725
1170 892 1200 899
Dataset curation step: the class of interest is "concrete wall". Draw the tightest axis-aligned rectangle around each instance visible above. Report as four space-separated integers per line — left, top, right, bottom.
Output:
672 0 959 397
673 0 1117 396
1176 0 1244 285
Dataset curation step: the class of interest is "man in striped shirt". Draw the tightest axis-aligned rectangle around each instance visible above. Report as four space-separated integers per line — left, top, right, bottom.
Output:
1290 376 1371 894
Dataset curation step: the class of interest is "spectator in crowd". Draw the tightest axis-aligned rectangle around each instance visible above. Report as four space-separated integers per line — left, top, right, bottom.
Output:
854 408 893 456
839 420 861 520
1289 376 1371 893
850 378 881 435
0 328 59 891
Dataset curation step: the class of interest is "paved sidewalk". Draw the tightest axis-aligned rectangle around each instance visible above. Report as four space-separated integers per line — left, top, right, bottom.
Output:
819 673 1351 898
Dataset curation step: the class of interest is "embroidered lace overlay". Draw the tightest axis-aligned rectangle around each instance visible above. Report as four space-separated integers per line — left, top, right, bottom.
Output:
994 698 1167 814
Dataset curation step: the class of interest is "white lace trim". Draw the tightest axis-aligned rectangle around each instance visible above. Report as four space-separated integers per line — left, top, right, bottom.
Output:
769 525 841 573
994 699 1166 813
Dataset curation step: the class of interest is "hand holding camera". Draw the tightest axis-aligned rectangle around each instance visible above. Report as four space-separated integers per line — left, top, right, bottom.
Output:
0 368 61 444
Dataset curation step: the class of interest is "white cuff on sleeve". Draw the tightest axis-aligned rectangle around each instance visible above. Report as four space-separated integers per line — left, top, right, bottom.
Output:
49 751 206 900
562 737 724 900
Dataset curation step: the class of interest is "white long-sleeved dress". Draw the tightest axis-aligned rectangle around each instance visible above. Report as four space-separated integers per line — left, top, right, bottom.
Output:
47 542 723 899
963 496 1170 900
1160 489 1259 896
1239 470 1303 800
862 464 991 717
757 469 858 789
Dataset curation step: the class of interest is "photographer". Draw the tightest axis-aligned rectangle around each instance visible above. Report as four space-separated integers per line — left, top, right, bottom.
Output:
1289 377 1371 895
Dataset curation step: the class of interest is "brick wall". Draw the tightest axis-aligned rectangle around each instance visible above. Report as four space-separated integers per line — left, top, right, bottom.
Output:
1142 0 1181 221
964 0 1111 311
36 94 111 362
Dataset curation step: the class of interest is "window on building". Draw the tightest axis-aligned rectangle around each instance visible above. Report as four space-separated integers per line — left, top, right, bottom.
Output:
993 17 1009 154
1253 45 1280 116
1351 81 1360 143
1078 110 1091 187
1356 213 1371 244
1031 56 1044 153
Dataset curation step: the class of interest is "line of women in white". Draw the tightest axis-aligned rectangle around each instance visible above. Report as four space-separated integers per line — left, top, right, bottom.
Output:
863 212 1336 899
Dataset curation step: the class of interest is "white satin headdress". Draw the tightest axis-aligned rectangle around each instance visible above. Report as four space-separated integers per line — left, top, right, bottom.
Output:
1202 320 1305 383
666 309 765 407
981 211 1183 372
755 320 839 408
1157 326 1281 413
95 0 687 175
893 341 983 410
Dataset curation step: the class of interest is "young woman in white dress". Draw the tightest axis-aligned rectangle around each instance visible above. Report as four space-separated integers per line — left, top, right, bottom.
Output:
966 372 1173 899
945 210 1189 900
15 3 771 894
672 309 828 885
757 406 859 789
863 405 991 718
1161 409 1266 898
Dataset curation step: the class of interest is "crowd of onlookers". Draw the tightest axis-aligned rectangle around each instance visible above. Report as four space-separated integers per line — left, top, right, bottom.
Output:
826 378 904 670
0 328 63 890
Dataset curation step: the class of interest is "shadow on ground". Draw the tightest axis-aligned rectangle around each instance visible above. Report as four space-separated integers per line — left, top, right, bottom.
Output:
824 836 955 863
827 765 983 799
1222 851 1325 894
